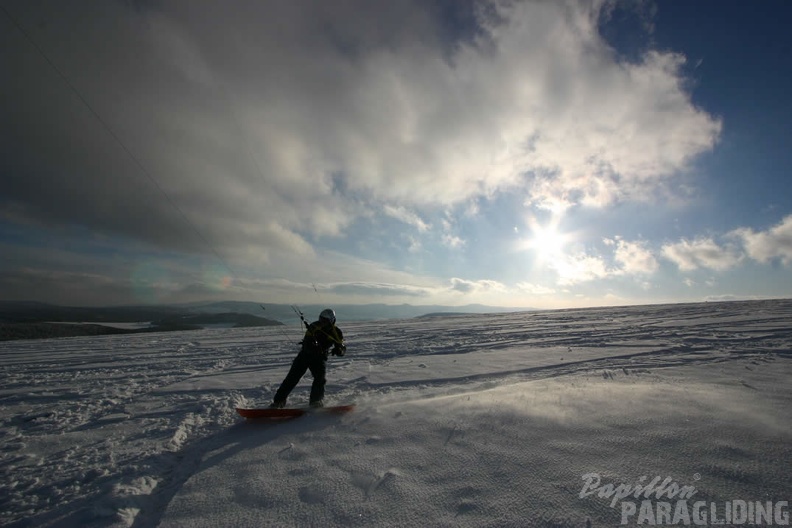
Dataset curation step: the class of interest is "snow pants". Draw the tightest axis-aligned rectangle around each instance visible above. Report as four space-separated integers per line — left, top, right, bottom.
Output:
273 349 327 404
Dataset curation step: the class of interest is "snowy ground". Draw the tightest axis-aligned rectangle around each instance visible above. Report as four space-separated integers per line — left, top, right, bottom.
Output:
1 300 790 527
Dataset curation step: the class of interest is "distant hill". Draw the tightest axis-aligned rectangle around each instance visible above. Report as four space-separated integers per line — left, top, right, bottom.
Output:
0 302 284 341
0 322 139 341
179 301 526 323
0 300 528 341
0 300 526 323
0 301 184 324
416 312 477 318
153 312 283 329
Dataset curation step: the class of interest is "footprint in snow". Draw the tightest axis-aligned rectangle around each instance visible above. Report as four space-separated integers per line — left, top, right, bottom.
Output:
456 501 478 516
350 468 401 499
298 484 325 505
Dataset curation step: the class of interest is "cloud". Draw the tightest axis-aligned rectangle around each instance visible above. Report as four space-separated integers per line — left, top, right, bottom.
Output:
661 237 742 271
442 234 466 249
516 282 556 295
450 278 507 295
0 267 166 306
552 253 611 286
405 235 423 254
1 0 720 261
439 214 467 249
732 214 792 266
382 205 430 232
539 237 658 286
704 294 763 302
608 238 659 274
327 282 431 298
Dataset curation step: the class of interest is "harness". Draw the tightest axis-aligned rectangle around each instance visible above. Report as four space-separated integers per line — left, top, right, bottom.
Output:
302 321 343 355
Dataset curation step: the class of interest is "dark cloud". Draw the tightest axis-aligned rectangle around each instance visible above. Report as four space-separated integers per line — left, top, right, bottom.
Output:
0 1 727 306
2 1 719 256
0 267 137 306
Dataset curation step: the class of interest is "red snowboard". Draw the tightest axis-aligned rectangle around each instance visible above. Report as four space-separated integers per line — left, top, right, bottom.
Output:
236 404 355 419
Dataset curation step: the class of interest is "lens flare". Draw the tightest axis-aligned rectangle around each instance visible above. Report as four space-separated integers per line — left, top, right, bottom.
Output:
203 265 233 291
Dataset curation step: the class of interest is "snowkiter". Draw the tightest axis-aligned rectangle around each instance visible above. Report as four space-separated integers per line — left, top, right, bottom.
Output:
270 308 346 408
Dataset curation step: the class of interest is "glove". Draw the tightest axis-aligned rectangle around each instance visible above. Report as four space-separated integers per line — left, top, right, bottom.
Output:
331 344 346 357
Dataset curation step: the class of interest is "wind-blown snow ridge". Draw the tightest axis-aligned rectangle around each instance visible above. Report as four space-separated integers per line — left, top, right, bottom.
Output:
1 299 790 527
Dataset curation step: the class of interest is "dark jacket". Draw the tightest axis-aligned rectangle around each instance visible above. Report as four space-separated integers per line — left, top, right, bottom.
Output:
302 320 345 357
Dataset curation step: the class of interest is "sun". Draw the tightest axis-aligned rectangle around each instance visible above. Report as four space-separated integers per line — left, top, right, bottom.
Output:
531 224 564 255
524 219 569 263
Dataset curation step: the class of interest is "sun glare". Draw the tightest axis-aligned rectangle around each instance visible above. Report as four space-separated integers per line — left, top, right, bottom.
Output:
524 220 568 262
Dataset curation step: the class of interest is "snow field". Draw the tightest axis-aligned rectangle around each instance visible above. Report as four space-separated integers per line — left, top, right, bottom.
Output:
1 299 790 527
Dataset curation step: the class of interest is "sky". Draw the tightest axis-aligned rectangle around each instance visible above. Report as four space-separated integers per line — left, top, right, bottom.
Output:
1 0 792 310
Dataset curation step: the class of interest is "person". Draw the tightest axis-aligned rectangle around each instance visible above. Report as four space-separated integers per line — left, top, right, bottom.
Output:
270 308 346 408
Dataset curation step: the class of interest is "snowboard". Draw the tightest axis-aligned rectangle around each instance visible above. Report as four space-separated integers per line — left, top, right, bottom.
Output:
235 404 355 419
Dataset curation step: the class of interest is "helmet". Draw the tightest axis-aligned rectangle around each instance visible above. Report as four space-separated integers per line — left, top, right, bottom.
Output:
319 308 336 324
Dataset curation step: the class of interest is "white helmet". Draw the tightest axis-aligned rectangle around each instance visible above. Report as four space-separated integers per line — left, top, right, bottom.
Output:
319 308 336 324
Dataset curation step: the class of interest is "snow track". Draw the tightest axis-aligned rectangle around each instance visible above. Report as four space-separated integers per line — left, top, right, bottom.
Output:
1 299 791 526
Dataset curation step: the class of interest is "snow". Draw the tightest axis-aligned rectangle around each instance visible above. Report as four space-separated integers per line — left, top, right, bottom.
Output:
1 300 790 527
